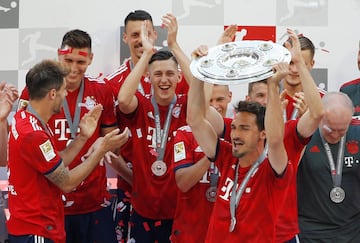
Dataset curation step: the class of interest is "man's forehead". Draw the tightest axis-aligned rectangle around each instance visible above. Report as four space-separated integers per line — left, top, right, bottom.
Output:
58 45 90 57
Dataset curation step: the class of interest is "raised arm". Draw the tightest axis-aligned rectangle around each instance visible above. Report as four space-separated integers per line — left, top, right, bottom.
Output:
285 29 324 138
0 82 18 166
118 20 155 114
266 63 289 174
162 13 192 86
187 69 219 159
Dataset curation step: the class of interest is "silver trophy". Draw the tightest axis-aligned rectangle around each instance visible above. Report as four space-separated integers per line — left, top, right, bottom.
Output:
190 40 291 85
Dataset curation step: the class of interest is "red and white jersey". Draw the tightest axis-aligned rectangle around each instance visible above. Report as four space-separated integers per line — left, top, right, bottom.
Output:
104 57 189 99
205 139 293 243
7 110 65 243
275 119 311 242
18 76 118 215
49 76 117 215
122 93 187 219
284 89 325 121
105 57 189 192
171 125 215 243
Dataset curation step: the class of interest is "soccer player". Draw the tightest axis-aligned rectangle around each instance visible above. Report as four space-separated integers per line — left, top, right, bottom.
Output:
17 29 121 243
7 59 129 243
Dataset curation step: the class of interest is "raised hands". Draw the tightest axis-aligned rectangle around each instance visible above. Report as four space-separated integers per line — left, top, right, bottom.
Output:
161 13 178 49
284 28 303 64
217 24 237 45
78 104 103 139
140 20 156 55
0 81 18 121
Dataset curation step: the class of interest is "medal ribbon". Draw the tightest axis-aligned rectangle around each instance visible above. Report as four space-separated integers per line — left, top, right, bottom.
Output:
209 162 219 187
229 150 266 232
320 133 346 187
62 80 84 139
151 95 177 161
283 108 298 121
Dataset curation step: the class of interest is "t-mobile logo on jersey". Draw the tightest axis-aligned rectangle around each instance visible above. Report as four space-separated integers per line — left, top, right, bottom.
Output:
344 156 360 168
53 119 79 141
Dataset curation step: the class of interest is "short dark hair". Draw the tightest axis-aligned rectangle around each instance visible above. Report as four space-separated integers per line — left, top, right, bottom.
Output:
234 100 266 131
149 50 178 66
284 35 315 59
26 60 69 100
248 79 267 96
124 10 153 27
61 29 92 51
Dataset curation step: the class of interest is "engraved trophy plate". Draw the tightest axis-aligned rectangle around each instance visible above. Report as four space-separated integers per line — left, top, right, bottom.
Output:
205 186 217 202
151 160 167 176
330 186 345 203
190 40 291 85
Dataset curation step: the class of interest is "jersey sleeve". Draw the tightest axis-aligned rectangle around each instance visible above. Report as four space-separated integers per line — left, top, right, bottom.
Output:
22 131 62 175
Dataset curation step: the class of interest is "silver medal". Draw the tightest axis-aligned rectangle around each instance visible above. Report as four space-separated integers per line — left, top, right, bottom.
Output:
205 186 217 202
151 160 167 176
330 186 345 203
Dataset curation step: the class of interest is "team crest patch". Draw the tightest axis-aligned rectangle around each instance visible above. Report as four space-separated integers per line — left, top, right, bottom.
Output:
39 139 56 162
79 96 97 110
172 106 181 118
174 141 186 162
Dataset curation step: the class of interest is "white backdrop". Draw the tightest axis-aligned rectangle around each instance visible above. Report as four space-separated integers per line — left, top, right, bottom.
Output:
0 0 360 238
0 0 359 102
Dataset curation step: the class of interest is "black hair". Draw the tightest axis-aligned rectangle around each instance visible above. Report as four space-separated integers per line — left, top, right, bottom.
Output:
60 29 92 51
234 100 266 131
148 50 178 66
26 60 69 100
124 10 153 27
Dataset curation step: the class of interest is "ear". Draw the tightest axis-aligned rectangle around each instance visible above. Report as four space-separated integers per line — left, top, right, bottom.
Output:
310 59 315 68
49 88 57 100
88 52 94 66
259 130 266 140
177 71 183 83
122 31 128 44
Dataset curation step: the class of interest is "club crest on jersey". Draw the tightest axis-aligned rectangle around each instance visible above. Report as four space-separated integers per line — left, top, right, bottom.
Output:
174 141 186 162
78 96 97 110
172 106 181 118
39 139 56 162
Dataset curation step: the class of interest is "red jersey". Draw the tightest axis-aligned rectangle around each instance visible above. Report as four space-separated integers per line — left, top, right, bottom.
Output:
171 125 215 243
17 77 118 215
105 57 189 196
205 139 293 243
222 117 232 141
284 89 325 121
7 110 65 243
122 93 187 219
275 120 311 242
49 76 117 215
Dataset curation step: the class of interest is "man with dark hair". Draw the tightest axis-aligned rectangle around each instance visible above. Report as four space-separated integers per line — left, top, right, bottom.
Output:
246 79 268 106
282 35 323 120
18 29 122 242
7 59 129 243
112 14 209 243
104 11 190 240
